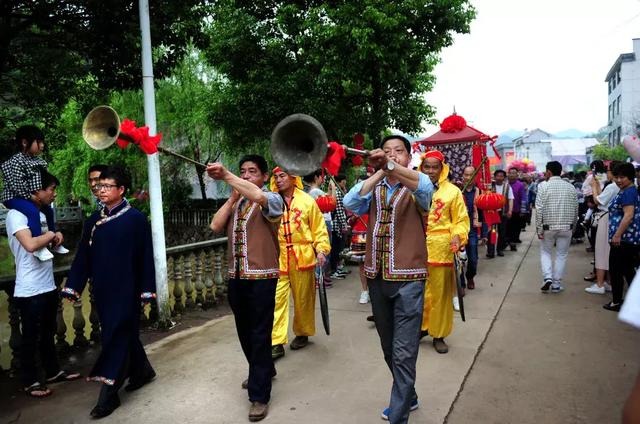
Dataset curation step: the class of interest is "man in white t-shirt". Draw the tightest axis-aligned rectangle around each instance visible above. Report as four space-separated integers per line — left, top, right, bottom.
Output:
6 170 80 398
487 169 514 258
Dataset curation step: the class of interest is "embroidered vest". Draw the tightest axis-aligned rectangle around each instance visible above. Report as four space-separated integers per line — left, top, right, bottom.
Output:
226 199 280 280
363 183 427 281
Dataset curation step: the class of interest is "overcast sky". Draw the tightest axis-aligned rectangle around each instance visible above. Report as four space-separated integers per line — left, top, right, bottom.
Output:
422 0 640 136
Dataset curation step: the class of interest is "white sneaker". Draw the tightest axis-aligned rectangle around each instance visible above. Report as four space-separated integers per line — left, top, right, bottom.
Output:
52 245 69 254
359 291 370 304
604 282 612 292
585 283 605 295
34 247 54 261
453 296 460 311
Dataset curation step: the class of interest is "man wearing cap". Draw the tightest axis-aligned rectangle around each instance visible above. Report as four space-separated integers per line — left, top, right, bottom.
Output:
208 155 283 422
419 151 470 354
344 135 434 424
270 167 331 360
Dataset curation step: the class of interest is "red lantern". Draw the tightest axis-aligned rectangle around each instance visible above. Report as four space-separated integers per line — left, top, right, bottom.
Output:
476 192 505 210
476 192 505 226
316 195 336 213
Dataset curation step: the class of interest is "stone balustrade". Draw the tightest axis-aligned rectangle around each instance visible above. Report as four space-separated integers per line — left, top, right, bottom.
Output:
0 237 229 373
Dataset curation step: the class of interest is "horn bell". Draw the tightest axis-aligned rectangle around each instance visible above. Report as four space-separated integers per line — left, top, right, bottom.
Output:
82 106 121 150
270 114 328 176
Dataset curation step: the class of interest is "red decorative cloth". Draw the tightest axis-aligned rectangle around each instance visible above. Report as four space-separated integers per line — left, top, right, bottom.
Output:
322 141 346 176
116 119 162 155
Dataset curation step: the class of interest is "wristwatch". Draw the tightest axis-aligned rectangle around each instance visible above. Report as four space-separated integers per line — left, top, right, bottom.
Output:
386 160 396 171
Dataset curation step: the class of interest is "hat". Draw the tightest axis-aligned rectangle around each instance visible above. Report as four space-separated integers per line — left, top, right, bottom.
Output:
270 167 303 192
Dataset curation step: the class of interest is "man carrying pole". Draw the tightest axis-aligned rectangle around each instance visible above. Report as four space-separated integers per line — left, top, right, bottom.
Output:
270 167 330 359
209 155 283 422
419 151 470 354
344 135 434 423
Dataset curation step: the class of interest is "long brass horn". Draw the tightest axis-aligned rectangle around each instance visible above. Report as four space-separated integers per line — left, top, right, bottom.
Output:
270 113 368 176
82 105 208 169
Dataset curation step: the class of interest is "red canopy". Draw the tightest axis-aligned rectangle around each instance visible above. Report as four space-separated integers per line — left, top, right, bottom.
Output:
417 124 488 145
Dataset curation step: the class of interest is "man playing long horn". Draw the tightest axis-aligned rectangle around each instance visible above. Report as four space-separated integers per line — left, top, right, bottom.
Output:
343 135 434 424
270 167 331 359
208 155 284 422
419 150 470 354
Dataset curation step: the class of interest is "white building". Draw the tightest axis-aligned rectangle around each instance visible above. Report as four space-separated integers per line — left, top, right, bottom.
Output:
542 138 599 171
512 129 552 171
605 38 640 146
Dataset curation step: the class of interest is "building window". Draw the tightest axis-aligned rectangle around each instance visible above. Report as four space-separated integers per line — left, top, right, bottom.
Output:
617 95 621 115
618 126 622 144
609 132 613 145
608 104 612 123
617 70 621 84
613 76 617 90
608 80 612 94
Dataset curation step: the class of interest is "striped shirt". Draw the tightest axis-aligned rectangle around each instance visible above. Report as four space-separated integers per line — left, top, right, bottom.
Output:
535 176 578 235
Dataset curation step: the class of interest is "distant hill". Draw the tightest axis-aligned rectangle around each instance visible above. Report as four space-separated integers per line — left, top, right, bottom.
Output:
552 129 590 139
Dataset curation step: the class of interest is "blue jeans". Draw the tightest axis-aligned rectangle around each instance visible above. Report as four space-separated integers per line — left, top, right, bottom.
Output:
4 198 56 236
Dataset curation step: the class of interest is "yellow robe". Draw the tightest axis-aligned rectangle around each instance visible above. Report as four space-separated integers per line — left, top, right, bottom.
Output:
272 188 331 345
278 188 331 272
422 164 470 337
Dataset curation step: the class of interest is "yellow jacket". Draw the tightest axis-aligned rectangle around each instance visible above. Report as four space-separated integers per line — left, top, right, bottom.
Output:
279 188 331 273
426 163 470 266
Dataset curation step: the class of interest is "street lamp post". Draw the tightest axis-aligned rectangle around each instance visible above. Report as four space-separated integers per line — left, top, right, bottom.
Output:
138 0 170 327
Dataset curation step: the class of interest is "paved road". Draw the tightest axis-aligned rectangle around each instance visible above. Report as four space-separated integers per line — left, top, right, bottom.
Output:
2 228 639 424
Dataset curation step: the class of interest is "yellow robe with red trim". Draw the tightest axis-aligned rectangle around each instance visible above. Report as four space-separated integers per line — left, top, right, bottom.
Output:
278 188 331 272
426 165 470 266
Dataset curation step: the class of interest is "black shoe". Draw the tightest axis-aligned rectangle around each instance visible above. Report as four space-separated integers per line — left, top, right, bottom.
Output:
515 239 522 243
90 386 121 419
366 315 375 322
497 251 504 257
271 344 285 360
420 330 429 340
290 336 309 350
485 254 494 259
510 245 518 252
124 370 156 392
540 279 552 293
603 302 621 312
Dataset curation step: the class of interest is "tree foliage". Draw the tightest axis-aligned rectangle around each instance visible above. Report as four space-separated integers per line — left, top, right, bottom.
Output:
0 0 210 138
205 0 476 146
591 142 629 162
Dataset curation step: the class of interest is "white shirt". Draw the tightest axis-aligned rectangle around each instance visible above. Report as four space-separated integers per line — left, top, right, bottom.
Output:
6 209 55 297
596 183 620 211
494 183 514 200
620 272 640 329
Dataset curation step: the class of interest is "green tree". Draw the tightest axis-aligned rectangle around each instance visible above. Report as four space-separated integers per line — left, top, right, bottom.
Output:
1 0 210 140
204 0 475 146
591 142 629 161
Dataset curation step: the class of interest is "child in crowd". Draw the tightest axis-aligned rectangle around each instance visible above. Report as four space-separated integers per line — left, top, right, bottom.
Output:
1 125 67 260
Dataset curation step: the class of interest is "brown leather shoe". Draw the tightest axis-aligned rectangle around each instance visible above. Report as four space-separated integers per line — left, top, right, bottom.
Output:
467 278 475 290
290 336 309 350
433 338 449 354
249 402 268 422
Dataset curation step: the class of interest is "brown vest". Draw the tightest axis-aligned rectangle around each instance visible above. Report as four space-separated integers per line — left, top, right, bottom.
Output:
226 199 280 280
363 183 427 281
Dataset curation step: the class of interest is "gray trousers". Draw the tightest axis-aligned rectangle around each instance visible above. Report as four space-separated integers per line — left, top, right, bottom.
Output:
368 276 425 424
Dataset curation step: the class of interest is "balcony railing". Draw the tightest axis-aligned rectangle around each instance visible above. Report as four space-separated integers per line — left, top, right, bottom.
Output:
0 237 229 372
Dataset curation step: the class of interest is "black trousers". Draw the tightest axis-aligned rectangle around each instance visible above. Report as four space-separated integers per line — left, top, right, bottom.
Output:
507 212 522 244
330 233 344 273
487 218 508 255
228 277 277 404
15 289 61 387
609 243 640 304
